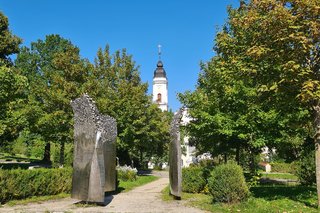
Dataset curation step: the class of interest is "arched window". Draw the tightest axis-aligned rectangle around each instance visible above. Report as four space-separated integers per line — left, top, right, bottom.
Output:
157 93 162 103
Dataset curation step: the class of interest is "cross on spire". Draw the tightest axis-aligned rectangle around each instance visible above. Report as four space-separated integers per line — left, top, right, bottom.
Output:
158 44 161 60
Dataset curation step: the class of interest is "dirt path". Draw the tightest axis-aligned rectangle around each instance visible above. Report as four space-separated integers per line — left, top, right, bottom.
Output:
1 172 206 213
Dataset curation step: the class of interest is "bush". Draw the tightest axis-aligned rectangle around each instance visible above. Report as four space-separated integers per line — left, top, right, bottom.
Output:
0 168 72 204
182 166 207 193
208 163 250 204
117 165 137 181
296 151 316 186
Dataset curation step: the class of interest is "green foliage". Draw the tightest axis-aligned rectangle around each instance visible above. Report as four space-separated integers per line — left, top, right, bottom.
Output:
51 143 73 167
208 163 250 203
87 46 170 166
15 34 90 163
296 151 316 186
0 11 22 66
14 40 170 166
0 66 28 148
0 11 25 148
0 168 72 204
179 0 319 180
182 166 207 193
117 165 138 181
0 8 170 167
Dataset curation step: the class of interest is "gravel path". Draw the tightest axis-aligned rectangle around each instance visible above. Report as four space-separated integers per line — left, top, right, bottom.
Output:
1 171 206 213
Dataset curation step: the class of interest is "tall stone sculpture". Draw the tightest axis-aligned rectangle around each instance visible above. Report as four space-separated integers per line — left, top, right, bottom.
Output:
71 94 117 203
169 108 183 199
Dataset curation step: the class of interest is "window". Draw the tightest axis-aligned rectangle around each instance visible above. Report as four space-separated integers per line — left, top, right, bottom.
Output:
157 93 162 103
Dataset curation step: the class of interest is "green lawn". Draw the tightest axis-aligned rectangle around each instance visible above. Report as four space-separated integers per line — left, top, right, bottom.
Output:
261 172 298 181
118 175 159 193
0 152 40 162
162 185 318 212
0 152 43 170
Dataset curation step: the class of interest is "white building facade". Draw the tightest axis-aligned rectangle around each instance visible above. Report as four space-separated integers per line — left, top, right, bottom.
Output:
180 109 197 167
152 60 168 112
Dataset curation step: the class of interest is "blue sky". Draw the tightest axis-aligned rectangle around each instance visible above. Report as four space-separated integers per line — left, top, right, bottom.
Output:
1 0 239 112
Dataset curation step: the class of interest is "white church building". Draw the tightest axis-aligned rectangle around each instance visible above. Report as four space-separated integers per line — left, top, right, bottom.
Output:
152 60 168 111
152 47 196 167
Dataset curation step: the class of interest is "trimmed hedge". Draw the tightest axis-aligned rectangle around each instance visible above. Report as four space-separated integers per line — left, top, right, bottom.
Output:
182 166 206 193
208 163 250 204
0 168 72 204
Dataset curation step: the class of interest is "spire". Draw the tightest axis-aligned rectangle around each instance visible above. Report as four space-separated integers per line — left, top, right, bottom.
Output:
158 44 162 60
154 44 167 78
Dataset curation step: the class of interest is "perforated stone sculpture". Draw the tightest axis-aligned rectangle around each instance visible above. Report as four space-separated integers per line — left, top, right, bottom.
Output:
169 108 183 199
71 94 117 203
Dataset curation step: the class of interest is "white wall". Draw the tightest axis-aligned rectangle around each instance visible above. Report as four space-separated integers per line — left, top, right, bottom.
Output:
153 77 168 111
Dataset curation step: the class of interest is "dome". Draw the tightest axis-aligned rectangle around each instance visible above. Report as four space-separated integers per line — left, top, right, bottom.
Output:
154 60 167 78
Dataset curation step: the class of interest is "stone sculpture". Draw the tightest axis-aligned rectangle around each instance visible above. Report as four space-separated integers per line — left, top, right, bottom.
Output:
71 94 117 203
169 108 183 199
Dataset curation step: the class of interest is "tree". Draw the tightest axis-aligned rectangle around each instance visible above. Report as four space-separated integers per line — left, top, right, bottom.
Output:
0 11 26 149
217 0 319 204
179 56 285 171
87 46 170 167
15 34 90 164
0 66 27 148
181 0 320 205
0 11 22 66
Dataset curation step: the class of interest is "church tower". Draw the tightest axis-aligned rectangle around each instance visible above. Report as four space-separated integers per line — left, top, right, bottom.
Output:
153 45 168 111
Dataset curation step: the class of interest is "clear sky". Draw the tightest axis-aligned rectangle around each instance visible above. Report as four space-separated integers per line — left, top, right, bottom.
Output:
1 0 239 112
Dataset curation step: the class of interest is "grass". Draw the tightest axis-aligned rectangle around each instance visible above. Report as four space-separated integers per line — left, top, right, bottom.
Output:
162 185 319 212
118 175 159 192
5 193 70 206
0 152 44 170
0 152 40 162
261 172 298 180
2 174 158 207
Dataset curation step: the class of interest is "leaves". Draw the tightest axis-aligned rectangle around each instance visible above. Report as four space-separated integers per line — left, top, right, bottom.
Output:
179 0 318 163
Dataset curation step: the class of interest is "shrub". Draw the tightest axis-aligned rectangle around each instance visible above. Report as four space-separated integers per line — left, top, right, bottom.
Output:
182 166 206 193
208 163 250 204
296 151 316 186
0 167 72 204
117 165 137 181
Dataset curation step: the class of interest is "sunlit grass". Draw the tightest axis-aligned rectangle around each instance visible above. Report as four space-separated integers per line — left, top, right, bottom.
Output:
261 172 298 180
5 193 70 206
119 175 159 192
162 184 319 212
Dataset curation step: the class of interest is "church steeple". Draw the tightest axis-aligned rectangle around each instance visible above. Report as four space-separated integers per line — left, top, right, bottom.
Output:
152 44 168 111
154 60 167 78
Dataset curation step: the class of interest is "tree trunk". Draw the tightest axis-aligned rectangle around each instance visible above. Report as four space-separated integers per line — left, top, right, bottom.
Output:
224 153 227 163
236 146 240 165
42 142 51 163
313 105 320 208
138 150 145 169
249 150 255 175
59 141 65 167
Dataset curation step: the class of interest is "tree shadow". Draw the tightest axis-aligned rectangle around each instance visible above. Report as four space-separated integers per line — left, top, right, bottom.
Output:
0 161 51 170
251 185 317 208
73 189 123 207
137 170 152 176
